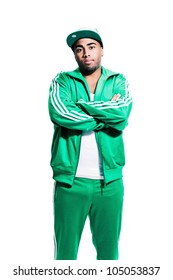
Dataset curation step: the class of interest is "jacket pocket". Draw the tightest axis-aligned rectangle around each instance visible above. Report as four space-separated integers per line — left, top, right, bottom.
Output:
50 127 80 171
101 132 125 169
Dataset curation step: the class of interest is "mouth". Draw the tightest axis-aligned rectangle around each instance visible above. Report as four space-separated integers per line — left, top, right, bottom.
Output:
84 59 93 65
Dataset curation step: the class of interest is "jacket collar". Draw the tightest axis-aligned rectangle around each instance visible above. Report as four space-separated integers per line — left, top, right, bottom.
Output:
66 66 119 81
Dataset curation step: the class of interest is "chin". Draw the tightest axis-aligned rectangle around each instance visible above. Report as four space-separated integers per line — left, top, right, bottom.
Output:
82 66 99 75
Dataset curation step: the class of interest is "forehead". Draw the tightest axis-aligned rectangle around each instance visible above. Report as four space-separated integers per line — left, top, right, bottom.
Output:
74 38 100 48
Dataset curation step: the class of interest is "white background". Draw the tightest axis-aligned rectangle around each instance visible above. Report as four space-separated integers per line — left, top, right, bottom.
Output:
0 0 173 278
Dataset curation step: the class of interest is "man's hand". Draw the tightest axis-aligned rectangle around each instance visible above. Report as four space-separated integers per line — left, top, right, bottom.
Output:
111 93 121 101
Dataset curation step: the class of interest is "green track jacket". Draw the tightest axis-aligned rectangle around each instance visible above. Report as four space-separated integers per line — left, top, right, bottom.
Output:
48 66 132 185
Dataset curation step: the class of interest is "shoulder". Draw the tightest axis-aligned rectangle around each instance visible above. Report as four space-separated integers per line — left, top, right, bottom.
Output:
102 66 124 79
53 71 68 82
53 68 82 82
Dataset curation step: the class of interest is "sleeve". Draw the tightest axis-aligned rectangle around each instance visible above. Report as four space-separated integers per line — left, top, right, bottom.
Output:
48 73 105 131
76 74 133 131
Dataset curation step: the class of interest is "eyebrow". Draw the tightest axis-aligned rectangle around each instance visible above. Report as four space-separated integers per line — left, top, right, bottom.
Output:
74 42 97 49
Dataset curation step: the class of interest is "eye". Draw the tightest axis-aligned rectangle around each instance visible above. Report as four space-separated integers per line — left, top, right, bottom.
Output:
89 45 95 50
75 47 82 53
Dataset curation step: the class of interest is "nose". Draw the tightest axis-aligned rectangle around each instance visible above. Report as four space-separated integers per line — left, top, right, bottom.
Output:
83 49 90 58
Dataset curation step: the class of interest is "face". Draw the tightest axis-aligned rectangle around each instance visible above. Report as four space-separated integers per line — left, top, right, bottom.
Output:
73 38 103 75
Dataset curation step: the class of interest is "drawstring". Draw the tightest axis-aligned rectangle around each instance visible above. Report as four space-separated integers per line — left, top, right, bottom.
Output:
101 181 106 195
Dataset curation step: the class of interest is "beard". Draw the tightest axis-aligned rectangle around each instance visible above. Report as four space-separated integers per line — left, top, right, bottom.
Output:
78 63 101 76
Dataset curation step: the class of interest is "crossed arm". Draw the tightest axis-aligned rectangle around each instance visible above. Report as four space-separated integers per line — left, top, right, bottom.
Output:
48 74 132 132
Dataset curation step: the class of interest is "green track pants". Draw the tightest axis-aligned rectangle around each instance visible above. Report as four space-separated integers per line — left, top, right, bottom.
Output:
54 177 124 260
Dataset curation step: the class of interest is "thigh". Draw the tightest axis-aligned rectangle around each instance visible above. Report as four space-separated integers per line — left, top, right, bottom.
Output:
54 178 93 259
54 178 92 229
89 179 124 259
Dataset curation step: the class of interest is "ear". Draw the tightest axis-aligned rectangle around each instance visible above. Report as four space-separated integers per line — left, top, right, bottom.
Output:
101 48 104 56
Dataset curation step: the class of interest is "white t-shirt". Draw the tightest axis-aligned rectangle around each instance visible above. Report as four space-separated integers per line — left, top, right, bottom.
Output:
75 93 104 179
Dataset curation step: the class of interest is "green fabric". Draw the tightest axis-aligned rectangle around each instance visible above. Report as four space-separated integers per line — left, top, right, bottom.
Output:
48 67 132 185
66 29 103 48
54 178 124 260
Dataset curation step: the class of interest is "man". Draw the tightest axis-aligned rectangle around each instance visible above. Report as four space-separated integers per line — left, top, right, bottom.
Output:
48 28 132 260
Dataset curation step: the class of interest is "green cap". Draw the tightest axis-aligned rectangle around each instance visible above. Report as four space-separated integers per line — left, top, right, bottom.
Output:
66 28 103 49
